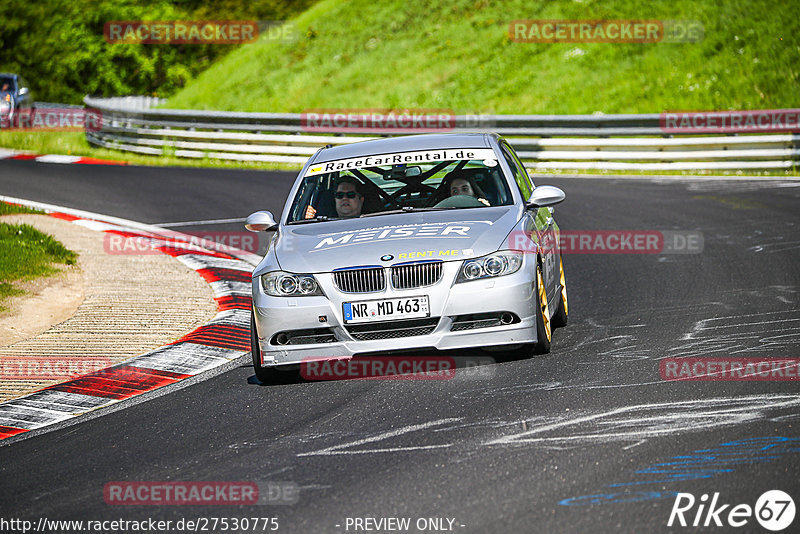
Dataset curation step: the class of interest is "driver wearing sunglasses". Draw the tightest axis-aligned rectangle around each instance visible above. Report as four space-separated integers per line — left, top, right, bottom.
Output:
305 176 365 219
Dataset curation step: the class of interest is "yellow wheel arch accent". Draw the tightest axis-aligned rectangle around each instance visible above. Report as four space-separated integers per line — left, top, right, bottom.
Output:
559 257 568 316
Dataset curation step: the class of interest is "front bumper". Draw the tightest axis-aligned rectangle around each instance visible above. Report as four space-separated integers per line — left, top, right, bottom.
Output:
252 259 540 367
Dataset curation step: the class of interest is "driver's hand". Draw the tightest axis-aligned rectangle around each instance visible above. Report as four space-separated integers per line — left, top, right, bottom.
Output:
304 205 317 219
478 198 490 206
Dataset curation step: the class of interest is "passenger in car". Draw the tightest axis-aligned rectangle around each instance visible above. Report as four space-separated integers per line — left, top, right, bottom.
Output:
447 175 490 206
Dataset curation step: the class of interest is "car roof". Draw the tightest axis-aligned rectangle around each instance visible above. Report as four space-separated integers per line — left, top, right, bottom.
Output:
309 133 498 164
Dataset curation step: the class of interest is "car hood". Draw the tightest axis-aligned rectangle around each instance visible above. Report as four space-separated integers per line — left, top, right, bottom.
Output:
273 207 521 273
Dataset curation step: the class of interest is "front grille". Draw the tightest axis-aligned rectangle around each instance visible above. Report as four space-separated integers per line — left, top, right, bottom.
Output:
333 266 386 293
346 317 440 341
271 328 337 345
391 261 443 290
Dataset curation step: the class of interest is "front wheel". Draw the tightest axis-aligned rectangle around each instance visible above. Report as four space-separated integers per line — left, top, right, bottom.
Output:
499 262 552 358
532 263 552 354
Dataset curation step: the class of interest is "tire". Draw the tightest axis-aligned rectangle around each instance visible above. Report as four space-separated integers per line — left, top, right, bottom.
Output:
532 263 552 354
551 256 568 329
251 309 278 383
497 262 552 358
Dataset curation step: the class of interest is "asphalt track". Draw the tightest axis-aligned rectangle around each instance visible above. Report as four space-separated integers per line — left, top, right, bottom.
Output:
1 160 799 533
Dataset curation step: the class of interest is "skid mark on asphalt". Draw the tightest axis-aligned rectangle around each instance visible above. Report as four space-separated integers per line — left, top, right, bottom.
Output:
585 334 652 362
451 383 563 399
569 332 651 362
227 429 354 452
568 318 672 363
297 418 461 456
294 395 800 457
671 307 800 359
562 289 800 390
486 394 800 447
748 239 800 254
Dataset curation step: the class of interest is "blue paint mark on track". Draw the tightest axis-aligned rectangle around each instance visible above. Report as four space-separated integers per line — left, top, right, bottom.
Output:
559 437 800 506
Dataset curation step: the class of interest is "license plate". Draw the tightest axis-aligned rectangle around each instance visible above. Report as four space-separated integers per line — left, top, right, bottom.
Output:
343 296 430 324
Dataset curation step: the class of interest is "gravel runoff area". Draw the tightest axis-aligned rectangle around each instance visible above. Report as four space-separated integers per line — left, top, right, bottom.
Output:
0 214 218 402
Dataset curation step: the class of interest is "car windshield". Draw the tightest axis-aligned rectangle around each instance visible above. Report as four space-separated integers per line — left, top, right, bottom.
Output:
286 148 513 223
0 76 13 92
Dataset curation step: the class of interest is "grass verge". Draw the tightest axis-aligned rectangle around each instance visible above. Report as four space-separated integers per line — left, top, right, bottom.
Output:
0 203 44 216
0 205 78 311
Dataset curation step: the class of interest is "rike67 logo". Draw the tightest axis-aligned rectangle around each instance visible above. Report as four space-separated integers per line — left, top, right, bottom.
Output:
668 490 795 531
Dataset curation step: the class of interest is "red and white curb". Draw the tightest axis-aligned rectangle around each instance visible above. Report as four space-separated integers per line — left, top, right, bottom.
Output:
0 196 259 442
0 148 126 165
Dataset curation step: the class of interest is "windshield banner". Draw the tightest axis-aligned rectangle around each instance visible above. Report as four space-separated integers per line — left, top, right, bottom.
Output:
305 148 498 177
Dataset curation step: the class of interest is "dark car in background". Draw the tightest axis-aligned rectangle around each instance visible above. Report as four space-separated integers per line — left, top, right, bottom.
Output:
0 73 34 127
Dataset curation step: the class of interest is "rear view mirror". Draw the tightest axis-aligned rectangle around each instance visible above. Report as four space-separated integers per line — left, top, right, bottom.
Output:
245 211 278 232
389 165 421 180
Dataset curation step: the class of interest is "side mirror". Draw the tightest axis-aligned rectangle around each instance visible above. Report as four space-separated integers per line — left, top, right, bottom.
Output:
245 211 278 232
18 87 28 96
526 185 565 208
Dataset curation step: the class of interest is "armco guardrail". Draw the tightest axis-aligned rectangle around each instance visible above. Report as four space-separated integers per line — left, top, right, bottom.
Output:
83 96 800 171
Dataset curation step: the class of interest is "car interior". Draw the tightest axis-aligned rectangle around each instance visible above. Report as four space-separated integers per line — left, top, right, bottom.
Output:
292 160 512 221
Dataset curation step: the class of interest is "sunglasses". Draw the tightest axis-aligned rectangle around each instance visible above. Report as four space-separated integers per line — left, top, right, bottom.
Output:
335 191 359 199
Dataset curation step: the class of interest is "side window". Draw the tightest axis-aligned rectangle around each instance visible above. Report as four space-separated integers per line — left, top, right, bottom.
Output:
500 143 532 200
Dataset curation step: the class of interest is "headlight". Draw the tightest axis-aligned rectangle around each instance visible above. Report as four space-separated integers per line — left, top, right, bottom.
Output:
456 251 523 283
261 271 323 296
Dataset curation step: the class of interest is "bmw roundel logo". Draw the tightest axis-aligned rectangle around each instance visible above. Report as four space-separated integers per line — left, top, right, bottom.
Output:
380 254 393 261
